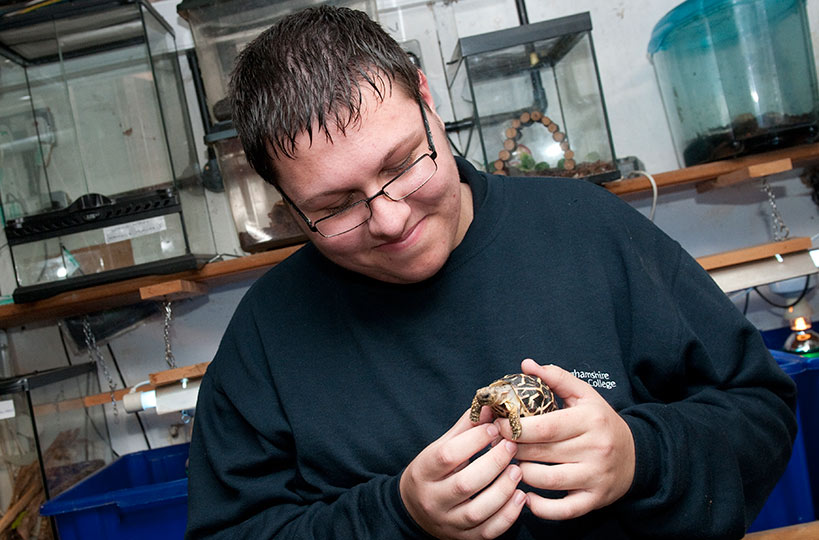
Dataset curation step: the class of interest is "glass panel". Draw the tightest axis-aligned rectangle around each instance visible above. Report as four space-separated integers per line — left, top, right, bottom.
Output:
29 370 112 498
27 43 175 207
11 212 188 287
142 4 215 256
0 4 142 62
467 41 563 175
0 58 52 220
142 5 196 184
0 366 112 520
214 136 304 253
554 33 614 166
180 0 378 124
0 390 40 511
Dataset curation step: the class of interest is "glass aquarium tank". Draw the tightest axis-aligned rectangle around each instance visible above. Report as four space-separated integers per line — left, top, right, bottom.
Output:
206 133 304 252
447 12 619 183
0 0 215 303
178 0 377 253
0 363 111 539
648 0 819 167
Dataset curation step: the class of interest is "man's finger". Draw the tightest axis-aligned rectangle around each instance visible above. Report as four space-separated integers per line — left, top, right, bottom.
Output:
440 407 493 442
526 490 598 521
521 358 593 407
425 421 503 478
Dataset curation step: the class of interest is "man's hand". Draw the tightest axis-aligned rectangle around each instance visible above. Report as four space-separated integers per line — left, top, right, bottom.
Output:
496 358 636 521
400 407 527 539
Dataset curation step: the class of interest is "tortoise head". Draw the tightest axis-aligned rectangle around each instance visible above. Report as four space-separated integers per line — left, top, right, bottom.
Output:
475 384 514 406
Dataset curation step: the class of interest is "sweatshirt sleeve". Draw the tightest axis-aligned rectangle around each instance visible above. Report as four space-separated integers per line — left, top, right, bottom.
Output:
184 304 427 539
610 221 798 539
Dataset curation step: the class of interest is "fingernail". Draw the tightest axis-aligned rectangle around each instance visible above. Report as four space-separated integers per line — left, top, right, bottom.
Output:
508 465 521 481
514 490 526 505
505 440 517 453
486 423 499 437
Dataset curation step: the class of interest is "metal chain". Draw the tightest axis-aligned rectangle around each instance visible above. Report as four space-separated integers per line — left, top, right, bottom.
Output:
163 300 178 369
760 178 790 242
162 300 192 425
82 317 118 419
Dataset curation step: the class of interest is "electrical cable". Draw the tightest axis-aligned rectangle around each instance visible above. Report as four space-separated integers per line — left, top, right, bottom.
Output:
129 380 152 393
728 287 753 315
753 275 812 309
628 170 658 221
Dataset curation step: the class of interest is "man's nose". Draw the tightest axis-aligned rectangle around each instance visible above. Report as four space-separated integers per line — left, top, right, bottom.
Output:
366 195 411 239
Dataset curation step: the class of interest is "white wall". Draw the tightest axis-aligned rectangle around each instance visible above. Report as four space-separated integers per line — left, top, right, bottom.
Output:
1 0 818 454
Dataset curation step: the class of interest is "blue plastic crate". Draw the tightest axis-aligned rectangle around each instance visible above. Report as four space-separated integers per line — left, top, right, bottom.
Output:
762 328 819 517
796 354 819 516
40 443 189 540
747 350 815 532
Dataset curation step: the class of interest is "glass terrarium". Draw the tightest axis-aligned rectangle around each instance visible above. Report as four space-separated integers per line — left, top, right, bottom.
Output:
0 0 215 303
207 133 304 252
178 0 377 253
649 0 819 167
177 0 379 127
0 363 111 538
447 12 619 183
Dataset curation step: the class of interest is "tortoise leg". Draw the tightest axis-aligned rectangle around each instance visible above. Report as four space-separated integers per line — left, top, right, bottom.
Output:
470 395 482 423
507 406 522 440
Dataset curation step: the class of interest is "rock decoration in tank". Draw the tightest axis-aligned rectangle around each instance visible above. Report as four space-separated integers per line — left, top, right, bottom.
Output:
493 110 615 179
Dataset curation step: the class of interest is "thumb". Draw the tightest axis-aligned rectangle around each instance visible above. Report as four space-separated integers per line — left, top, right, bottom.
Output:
521 358 592 408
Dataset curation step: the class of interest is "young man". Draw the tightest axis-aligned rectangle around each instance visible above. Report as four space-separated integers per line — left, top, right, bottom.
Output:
186 6 797 539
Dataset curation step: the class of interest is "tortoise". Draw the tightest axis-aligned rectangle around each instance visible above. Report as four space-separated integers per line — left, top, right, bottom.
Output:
470 373 558 440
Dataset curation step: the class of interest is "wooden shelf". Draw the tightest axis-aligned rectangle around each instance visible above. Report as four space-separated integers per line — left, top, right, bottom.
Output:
0 244 303 329
696 237 812 271
604 142 819 195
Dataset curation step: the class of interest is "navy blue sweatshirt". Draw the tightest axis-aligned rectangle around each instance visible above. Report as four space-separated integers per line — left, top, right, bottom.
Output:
186 158 796 539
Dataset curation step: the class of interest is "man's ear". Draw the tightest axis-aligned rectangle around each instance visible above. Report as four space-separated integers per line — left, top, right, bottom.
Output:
418 69 435 109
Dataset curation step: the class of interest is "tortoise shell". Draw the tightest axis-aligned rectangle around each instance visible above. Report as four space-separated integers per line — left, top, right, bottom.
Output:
469 373 558 439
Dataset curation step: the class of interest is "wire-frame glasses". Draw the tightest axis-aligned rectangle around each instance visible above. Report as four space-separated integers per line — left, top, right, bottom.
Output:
279 100 438 238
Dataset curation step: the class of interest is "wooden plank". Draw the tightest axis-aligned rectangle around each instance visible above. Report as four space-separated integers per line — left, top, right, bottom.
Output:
84 384 157 408
33 397 86 416
744 520 819 539
696 237 812 271
604 142 819 195
149 361 210 386
82 362 211 407
139 279 209 301
708 249 818 293
0 244 304 329
697 158 792 192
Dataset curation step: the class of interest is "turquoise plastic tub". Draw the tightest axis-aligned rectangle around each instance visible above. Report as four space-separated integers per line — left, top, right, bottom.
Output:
649 0 819 167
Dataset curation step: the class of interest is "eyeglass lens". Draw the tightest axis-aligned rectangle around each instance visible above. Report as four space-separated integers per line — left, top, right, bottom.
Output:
315 154 438 237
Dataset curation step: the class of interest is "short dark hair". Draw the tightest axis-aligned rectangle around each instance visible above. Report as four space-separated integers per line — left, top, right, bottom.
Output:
229 6 422 185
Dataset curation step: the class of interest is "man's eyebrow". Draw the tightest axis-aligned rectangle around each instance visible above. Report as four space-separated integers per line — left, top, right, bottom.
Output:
378 132 415 168
299 188 351 209
298 131 420 207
